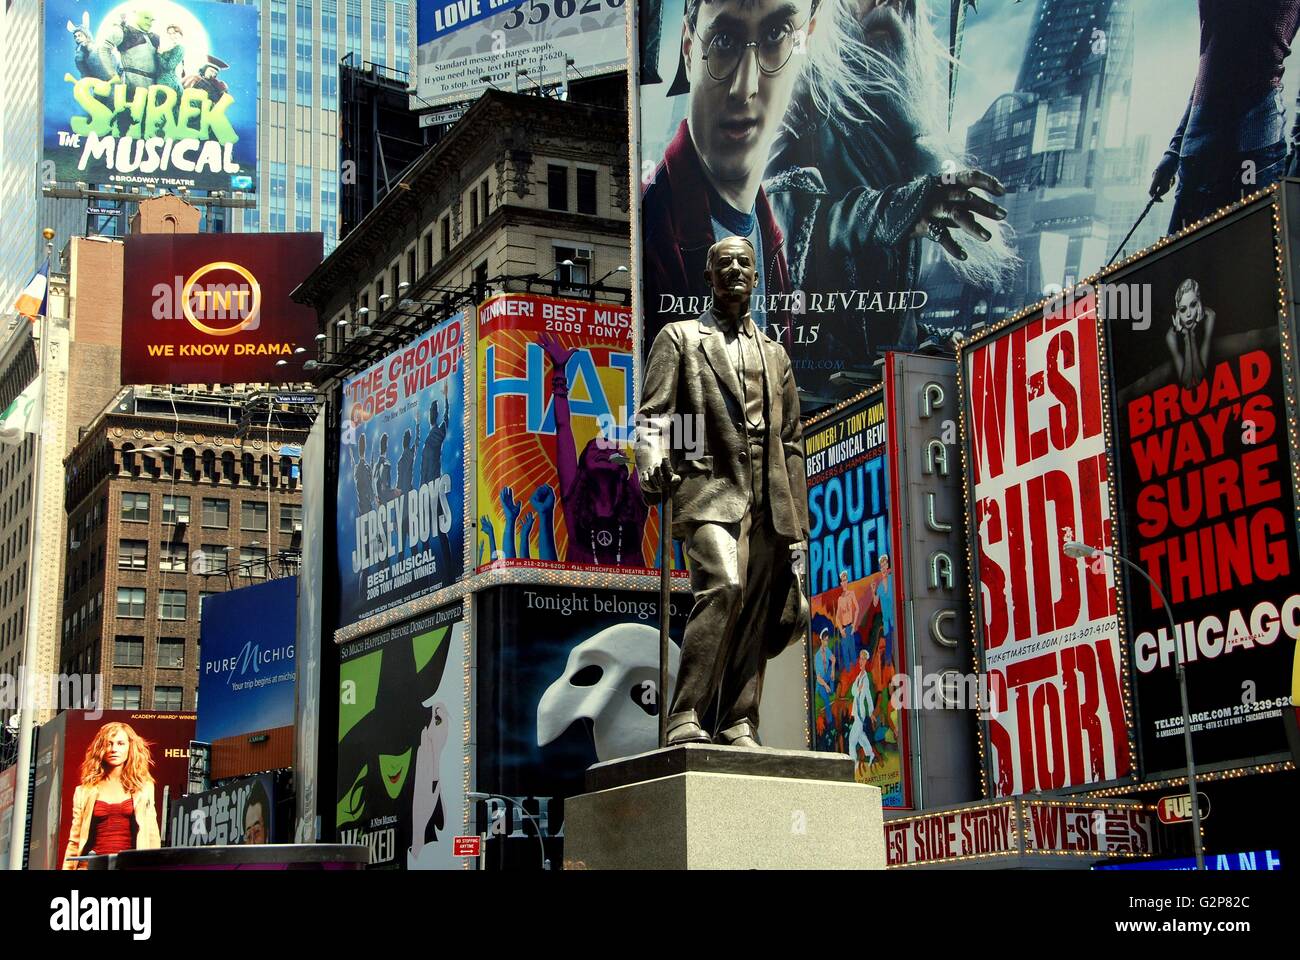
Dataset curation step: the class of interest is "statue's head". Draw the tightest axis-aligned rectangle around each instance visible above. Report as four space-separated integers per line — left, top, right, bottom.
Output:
704 235 757 308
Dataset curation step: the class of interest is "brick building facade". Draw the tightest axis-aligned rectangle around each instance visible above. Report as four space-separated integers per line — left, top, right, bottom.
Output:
60 390 309 712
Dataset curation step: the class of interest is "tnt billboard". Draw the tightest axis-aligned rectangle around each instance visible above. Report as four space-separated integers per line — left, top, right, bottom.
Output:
120 232 322 384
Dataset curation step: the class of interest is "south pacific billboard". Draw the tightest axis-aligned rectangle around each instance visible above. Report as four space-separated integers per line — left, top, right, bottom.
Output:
338 313 467 629
335 605 467 869
961 294 1133 798
43 0 258 193
804 389 909 808
415 0 627 108
476 292 678 576
634 0 1300 409
1104 202 1300 777
120 232 323 384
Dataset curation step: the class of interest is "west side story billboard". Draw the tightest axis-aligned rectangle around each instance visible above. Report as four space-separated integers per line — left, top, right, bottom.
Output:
338 313 467 629
634 0 1300 406
415 0 628 107
961 294 1133 797
1104 201 1300 777
43 0 258 193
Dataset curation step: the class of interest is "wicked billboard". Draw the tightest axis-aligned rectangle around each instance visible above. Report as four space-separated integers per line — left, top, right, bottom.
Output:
1103 202 1300 777
335 605 468 869
634 0 1300 408
120 232 322 384
43 0 258 193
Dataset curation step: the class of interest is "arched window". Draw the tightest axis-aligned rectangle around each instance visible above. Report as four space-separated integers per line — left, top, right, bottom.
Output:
202 449 216 481
182 448 197 479
221 451 235 483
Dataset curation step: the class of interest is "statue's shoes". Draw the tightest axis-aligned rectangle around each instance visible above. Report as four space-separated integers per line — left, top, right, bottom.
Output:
714 721 761 748
665 710 711 745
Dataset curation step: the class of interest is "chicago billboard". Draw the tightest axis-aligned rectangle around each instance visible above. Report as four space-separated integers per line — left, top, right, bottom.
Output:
335 605 468 869
196 576 297 744
476 293 678 576
120 232 323 384
804 389 909 807
962 295 1132 797
634 0 1300 407
415 0 627 108
43 0 258 193
337 313 466 628
1103 203 1300 776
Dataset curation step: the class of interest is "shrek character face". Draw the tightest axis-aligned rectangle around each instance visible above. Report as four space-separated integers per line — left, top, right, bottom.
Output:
134 10 155 30
378 748 413 799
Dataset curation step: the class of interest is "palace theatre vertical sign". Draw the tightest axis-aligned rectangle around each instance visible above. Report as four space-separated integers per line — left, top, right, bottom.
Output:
121 232 322 384
961 294 1132 798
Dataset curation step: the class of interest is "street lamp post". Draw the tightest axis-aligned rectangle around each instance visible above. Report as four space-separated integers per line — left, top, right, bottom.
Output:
466 791 551 870
1062 541 1205 870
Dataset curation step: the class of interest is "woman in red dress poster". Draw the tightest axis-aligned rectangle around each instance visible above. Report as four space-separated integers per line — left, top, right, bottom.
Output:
61 722 161 869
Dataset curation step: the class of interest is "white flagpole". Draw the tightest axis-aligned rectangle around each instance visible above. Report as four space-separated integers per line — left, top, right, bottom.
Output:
8 228 56 871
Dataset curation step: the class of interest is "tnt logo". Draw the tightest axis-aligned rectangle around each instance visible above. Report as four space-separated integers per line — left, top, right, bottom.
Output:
151 262 261 335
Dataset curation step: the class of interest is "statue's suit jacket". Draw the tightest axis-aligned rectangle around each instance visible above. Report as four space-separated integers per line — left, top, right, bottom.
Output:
637 310 810 543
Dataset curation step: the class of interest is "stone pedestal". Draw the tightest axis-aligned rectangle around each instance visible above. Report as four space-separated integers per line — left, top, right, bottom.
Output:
563 744 885 870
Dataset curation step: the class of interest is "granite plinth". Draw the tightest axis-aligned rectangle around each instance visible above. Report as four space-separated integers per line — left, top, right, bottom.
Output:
566 744 885 870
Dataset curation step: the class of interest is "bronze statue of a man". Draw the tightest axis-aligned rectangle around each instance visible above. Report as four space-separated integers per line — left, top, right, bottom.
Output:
636 236 810 748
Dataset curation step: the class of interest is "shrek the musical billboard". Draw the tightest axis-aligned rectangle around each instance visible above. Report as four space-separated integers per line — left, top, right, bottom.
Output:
43 0 258 193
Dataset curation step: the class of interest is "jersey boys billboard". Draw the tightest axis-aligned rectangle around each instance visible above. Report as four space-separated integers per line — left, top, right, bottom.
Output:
804 390 909 807
1104 203 1300 777
44 0 258 193
338 314 467 629
121 232 322 384
962 298 1132 797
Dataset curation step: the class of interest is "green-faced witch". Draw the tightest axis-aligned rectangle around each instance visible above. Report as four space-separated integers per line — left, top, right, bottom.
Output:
336 623 453 868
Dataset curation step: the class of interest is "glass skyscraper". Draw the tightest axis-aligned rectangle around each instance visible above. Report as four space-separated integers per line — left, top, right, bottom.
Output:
1 0 412 315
